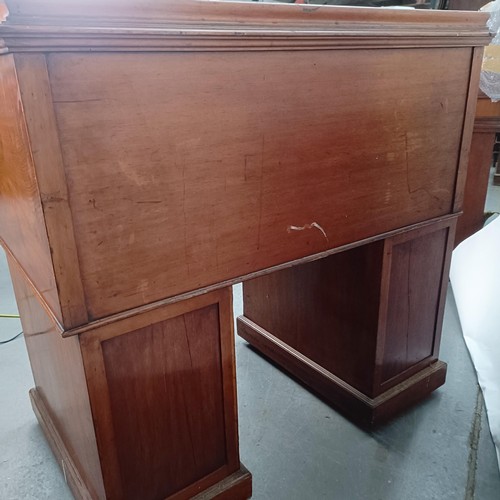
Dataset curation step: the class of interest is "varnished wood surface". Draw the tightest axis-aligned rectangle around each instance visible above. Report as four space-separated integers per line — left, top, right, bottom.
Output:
80 288 242 500
0 1 489 326
0 0 490 34
243 242 385 396
238 315 447 428
14 53 88 328
46 48 471 320
456 94 500 244
52 215 455 341
452 46 483 215
0 1 490 497
192 465 252 500
239 221 453 421
99 306 228 499
11 251 248 499
7 257 105 499
0 55 61 320
476 96 500 118
456 132 497 245
381 228 448 383
30 389 95 500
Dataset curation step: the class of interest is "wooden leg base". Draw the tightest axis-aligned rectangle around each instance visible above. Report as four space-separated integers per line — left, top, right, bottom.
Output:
30 388 252 499
494 173 500 186
237 316 447 428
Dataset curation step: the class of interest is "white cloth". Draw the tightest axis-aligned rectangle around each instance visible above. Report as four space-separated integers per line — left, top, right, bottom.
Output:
450 215 500 471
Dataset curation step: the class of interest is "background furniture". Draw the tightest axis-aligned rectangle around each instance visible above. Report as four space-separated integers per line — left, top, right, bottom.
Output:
0 1 489 498
456 93 500 245
448 0 497 245
447 0 489 11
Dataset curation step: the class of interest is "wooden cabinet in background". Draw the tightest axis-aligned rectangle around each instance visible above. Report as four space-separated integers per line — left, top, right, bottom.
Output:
448 0 498 245
0 1 489 498
456 94 500 245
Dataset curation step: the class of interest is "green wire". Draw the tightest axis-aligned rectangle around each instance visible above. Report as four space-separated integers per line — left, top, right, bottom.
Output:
0 314 23 345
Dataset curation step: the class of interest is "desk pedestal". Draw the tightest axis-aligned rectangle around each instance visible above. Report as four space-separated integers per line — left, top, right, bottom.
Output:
238 221 453 427
9 256 251 500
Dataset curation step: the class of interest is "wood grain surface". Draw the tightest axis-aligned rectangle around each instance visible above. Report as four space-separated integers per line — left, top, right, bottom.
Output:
80 288 242 500
381 227 448 383
456 132 497 245
47 47 471 319
14 53 88 328
1 0 490 34
237 315 447 427
0 1 489 496
0 55 61 320
239 221 453 418
243 241 385 396
29 389 99 500
452 46 483 215
7 257 105 499
476 95 500 118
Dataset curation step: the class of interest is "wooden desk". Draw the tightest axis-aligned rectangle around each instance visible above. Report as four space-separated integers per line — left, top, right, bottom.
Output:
0 1 489 499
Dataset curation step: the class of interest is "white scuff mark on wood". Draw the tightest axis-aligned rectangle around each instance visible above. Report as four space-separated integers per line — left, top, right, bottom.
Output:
137 278 149 302
287 222 329 242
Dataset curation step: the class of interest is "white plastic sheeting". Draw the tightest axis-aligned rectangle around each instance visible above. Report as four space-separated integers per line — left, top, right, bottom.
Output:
450 216 500 471
480 1 500 101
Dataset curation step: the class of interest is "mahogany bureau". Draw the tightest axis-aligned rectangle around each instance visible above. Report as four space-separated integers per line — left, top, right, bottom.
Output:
0 1 489 499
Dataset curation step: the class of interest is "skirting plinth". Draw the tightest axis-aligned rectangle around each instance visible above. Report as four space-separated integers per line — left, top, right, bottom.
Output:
30 388 252 500
238 316 447 428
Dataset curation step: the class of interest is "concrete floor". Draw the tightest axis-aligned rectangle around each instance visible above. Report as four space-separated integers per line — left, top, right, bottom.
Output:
1 174 500 499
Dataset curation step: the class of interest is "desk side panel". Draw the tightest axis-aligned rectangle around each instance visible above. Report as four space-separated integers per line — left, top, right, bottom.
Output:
0 55 61 320
47 48 471 319
7 257 106 500
13 53 89 329
79 289 241 500
380 225 450 386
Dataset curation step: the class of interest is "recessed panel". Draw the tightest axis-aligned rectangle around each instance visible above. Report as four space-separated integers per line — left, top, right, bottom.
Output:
382 228 448 383
101 304 227 499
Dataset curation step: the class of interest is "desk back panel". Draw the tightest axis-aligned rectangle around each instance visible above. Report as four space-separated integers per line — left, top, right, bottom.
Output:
46 47 471 320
